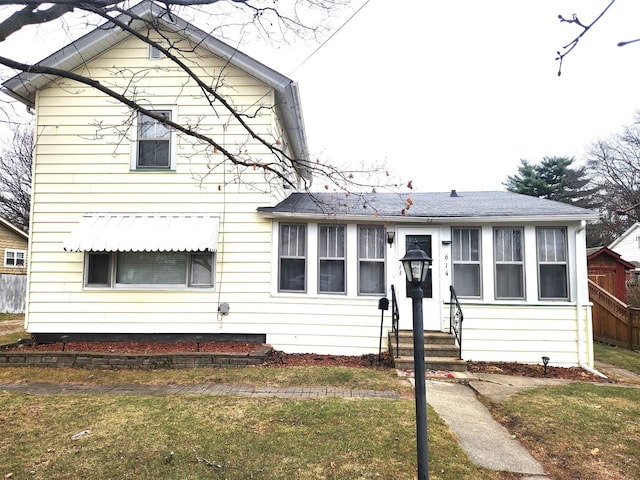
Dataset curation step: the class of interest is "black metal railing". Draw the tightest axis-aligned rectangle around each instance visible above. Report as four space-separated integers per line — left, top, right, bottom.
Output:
391 284 400 358
449 285 463 359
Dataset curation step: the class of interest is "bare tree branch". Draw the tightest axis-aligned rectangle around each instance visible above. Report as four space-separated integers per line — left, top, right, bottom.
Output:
556 0 616 76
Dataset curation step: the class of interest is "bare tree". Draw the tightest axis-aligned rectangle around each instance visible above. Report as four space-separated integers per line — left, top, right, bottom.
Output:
0 124 32 231
586 116 640 243
0 1 400 197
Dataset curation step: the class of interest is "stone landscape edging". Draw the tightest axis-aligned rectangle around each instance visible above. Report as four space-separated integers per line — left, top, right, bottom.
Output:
0 345 273 369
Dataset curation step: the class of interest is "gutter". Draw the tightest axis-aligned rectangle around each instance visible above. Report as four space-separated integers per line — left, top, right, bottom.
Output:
575 220 608 378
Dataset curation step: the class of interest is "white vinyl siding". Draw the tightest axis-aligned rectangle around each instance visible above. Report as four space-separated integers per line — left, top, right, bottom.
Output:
318 225 346 294
26 32 288 338
452 227 481 297
494 227 524 299
357 225 385 295
537 227 569 300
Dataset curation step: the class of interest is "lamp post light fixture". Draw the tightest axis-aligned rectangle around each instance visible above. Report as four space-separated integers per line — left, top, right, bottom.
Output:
400 246 432 480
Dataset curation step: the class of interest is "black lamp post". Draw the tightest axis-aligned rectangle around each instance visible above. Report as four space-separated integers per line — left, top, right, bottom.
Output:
400 246 432 480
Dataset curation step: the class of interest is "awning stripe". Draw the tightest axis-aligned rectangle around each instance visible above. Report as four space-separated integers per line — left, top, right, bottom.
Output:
63 214 220 252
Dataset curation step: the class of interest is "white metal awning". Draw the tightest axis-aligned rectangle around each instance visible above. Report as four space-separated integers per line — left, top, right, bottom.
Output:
63 214 220 252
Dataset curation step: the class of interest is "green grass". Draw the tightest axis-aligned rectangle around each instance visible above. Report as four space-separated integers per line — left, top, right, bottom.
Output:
0 393 496 480
495 383 640 480
0 313 28 346
594 341 640 375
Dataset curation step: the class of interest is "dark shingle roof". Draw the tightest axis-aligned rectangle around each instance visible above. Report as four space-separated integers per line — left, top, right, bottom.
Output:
259 191 598 220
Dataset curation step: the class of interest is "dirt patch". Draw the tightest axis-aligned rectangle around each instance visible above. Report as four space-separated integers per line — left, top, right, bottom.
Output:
467 361 612 383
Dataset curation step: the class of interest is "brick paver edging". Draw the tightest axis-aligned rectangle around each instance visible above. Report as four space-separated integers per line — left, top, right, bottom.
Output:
0 382 401 399
0 346 272 369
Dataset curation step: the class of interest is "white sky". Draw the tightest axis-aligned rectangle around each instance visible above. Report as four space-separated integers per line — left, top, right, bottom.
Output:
2 1 640 193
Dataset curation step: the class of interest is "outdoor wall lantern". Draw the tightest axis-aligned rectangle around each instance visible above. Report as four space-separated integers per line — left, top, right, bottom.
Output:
400 246 432 480
386 231 395 246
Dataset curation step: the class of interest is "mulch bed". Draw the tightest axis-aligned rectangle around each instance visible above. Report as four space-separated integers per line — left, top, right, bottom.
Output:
5 342 613 381
467 361 613 383
8 341 263 354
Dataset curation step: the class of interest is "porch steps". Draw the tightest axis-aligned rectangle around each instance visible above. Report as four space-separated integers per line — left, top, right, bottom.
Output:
389 330 466 372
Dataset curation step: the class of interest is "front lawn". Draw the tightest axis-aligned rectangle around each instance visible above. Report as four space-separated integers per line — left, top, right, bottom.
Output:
0 392 498 480
494 383 640 480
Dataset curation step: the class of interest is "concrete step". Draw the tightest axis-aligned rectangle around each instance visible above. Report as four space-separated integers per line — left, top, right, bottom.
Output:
392 330 457 345
391 343 460 358
393 355 467 372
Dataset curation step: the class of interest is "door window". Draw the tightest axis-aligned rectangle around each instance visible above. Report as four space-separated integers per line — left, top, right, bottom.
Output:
405 235 432 298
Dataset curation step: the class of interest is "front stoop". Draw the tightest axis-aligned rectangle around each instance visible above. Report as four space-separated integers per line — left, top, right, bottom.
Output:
389 330 466 372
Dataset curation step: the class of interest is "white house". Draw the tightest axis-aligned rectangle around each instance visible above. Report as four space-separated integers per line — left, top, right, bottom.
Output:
2 2 599 368
608 222 640 284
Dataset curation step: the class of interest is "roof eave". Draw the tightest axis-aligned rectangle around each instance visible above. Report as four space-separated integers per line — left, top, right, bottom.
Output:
257 211 600 224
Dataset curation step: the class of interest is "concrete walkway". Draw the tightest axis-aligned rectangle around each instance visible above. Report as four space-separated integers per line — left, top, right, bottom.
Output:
0 382 400 399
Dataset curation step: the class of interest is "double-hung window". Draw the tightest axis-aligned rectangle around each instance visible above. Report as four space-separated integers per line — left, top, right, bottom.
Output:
452 227 481 297
318 225 345 294
536 227 568 299
4 249 25 267
494 227 524 299
358 225 385 295
136 110 172 169
279 224 306 292
85 252 214 288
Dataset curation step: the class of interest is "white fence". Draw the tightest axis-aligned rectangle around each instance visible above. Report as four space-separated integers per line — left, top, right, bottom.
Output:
0 274 26 313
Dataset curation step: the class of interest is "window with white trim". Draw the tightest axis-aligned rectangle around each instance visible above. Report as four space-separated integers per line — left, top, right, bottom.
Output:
4 249 25 267
494 227 524 299
358 225 385 295
452 227 481 297
318 225 345 294
536 227 568 299
135 110 173 169
84 252 214 288
279 224 306 292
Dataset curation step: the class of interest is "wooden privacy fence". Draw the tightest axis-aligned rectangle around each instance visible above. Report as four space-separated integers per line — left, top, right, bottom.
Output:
0 274 26 314
589 280 640 350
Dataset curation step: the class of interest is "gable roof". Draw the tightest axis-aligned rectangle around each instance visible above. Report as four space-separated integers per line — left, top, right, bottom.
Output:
0 216 28 240
258 191 599 222
1 0 308 174
586 246 635 269
608 222 640 250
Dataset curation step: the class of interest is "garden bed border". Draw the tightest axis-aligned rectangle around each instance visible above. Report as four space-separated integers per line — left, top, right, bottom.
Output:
0 345 273 369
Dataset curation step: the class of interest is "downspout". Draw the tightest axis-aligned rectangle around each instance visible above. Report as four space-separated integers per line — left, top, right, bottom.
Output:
576 220 608 378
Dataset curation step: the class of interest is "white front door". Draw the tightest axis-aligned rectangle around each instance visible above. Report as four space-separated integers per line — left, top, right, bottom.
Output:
396 228 442 331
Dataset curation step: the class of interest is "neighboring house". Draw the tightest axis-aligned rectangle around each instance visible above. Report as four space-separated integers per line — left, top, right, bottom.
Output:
608 222 640 284
0 216 27 275
2 2 599 368
586 246 635 302
0 216 28 313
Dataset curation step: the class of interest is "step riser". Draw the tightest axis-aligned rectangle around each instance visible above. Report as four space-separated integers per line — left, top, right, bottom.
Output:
392 347 460 357
394 358 467 372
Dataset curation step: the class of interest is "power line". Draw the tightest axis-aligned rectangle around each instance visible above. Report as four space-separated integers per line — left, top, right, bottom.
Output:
288 0 372 76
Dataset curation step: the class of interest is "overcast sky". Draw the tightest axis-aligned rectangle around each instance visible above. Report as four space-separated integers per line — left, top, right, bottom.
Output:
265 1 640 192
2 1 640 193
